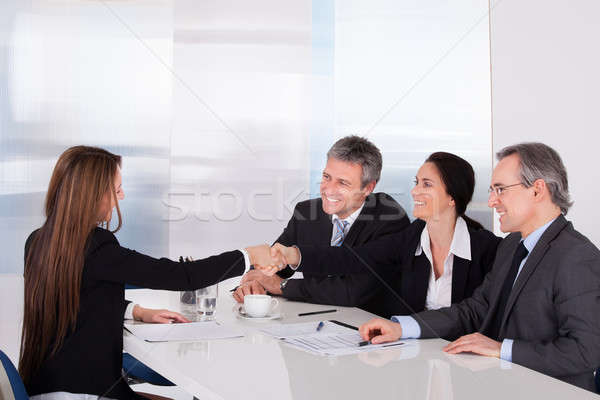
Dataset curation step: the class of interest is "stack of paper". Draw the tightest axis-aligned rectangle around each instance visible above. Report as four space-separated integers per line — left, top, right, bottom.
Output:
261 321 407 356
124 321 244 342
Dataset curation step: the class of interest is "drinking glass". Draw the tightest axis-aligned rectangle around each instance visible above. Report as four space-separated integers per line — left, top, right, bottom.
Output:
180 290 196 319
196 284 218 320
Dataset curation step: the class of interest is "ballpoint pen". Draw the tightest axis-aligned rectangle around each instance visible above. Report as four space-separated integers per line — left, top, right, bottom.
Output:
298 309 337 317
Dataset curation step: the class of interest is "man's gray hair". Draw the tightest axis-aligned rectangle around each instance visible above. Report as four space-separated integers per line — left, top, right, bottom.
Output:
496 142 573 214
327 135 382 188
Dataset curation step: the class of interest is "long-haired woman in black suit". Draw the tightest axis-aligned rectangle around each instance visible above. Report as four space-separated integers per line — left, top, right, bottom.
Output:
20 146 268 400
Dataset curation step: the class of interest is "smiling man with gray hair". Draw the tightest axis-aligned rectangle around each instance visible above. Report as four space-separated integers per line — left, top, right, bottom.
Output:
358 142 600 392
234 135 410 315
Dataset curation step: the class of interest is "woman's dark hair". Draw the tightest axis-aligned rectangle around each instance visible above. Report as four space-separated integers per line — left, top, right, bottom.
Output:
425 152 484 230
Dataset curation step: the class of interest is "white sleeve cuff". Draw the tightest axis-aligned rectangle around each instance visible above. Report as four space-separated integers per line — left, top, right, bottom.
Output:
390 315 422 338
500 339 514 362
239 248 252 274
288 245 301 271
124 302 137 320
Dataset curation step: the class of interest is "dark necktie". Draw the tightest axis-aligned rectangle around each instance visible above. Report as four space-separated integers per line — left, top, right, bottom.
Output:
488 241 529 340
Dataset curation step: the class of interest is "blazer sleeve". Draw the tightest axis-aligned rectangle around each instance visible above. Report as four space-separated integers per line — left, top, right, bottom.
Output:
413 267 496 339
274 205 302 279
412 237 508 340
282 273 381 306
274 204 300 247
282 214 410 305
85 230 245 291
511 246 600 377
296 232 407 276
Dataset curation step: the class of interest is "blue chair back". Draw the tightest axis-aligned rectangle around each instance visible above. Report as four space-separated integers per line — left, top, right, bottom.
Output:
0 350 29 400
122 353 174 386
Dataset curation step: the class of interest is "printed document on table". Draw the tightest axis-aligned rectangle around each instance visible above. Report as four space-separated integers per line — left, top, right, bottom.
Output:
261 320 351 338
261 321 408 356
124 321 243 342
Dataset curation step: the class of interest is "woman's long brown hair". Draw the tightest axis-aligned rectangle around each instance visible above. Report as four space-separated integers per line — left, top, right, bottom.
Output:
19 146 122 384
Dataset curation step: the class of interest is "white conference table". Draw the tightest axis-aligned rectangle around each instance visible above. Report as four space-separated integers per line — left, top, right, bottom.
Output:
124 278 598 400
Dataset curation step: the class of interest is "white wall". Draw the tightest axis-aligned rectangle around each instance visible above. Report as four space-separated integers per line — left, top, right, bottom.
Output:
490 0 600 246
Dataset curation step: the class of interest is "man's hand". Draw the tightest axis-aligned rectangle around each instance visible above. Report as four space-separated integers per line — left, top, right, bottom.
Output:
359 318 403 344
240 270 284 295
133 305 190 323
254 243 301 276
245 244 285 270
443 333 501 358
240 269 266 285
272 243 300 266
233 281 267 303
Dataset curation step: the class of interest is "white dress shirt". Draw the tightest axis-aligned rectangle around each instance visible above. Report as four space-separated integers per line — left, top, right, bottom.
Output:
415 216 471 310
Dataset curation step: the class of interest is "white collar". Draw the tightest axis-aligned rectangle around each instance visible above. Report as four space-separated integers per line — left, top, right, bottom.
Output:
332 202 365 228
415 216 472 261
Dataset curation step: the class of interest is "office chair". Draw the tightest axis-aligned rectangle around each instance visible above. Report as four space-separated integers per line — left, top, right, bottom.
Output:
122 353 174 386
0 349 29 400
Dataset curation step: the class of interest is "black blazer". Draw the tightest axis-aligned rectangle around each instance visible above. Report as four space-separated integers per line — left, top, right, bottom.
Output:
296 219 501 319
24 228 245 400
274 193 410 313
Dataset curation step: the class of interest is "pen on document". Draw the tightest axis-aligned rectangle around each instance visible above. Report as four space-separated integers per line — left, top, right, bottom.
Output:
298 309 337 317
358 341 405 348
382 342 404 348
316 321 325 331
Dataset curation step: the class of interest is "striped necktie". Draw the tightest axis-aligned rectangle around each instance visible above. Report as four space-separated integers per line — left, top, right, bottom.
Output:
331 219 349 247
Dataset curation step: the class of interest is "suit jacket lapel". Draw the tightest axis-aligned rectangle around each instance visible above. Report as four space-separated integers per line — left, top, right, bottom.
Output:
402 254 430 313
451 256 469 304
480 237 519 332
318 211 334 246
400 223 430 312
499 215 569 333
344 218 365 246
344 195 375 246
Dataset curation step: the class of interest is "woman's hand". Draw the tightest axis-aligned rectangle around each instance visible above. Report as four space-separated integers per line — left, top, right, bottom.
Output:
133 305 190 323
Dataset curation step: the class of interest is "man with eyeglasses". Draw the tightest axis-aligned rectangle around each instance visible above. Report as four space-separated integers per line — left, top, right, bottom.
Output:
358 142 600 392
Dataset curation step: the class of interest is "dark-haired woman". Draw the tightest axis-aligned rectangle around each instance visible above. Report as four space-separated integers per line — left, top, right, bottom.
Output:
266 152 501 320
21 146 268 400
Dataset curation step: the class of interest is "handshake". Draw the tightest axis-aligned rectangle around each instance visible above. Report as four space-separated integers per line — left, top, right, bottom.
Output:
244 243 301 275
233 243 301 302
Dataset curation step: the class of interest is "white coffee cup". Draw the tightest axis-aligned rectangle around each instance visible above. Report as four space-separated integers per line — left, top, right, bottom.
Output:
244 294 279 318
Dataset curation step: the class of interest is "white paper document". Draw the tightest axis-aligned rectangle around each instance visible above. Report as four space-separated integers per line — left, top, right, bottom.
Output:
261 321 408 356
124 321 244 342
261 320 352 339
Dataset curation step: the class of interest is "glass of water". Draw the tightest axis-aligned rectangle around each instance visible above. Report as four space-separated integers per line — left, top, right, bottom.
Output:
196 284 218 320
180 290 197 320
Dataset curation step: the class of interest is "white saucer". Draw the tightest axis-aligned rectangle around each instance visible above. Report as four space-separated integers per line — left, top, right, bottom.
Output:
233 305 282 321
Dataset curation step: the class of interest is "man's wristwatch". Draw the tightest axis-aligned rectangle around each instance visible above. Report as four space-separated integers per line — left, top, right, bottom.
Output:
280 279 289 292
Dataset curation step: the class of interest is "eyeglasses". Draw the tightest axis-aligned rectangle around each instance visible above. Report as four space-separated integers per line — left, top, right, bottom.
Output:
488 183 525 196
